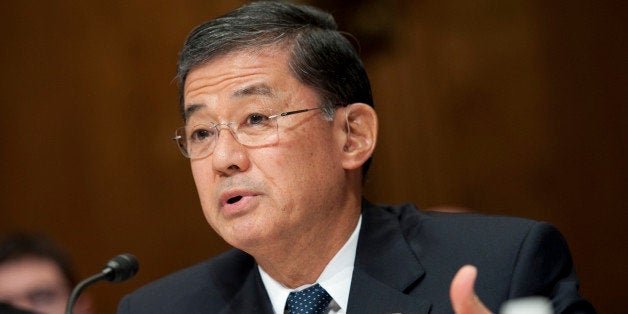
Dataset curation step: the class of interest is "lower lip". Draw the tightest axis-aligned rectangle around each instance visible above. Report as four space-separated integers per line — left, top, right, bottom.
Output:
220 195 258 217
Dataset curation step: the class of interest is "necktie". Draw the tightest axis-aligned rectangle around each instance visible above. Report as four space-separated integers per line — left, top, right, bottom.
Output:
284 283 333 314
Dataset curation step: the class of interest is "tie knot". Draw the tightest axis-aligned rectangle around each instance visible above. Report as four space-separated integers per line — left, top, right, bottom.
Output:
285 283 332 314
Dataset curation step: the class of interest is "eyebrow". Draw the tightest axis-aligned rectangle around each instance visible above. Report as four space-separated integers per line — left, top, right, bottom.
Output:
183 84 276 121
183 104 204 121
232 84 275 98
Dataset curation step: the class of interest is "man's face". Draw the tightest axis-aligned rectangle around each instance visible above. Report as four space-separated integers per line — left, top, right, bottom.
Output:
183 47 349 253
0 257 70 314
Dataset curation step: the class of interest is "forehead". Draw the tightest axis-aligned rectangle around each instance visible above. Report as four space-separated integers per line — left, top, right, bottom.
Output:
182 45 324 123
183 47 297 104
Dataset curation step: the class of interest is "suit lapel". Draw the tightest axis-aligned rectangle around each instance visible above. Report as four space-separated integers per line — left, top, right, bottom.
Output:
348 201 431 313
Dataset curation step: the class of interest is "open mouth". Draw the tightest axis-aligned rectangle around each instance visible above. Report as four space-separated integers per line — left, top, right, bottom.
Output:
227 195 243 204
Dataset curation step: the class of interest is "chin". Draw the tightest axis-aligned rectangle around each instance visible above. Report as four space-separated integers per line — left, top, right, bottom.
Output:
221 222 268 250
225 235 267 253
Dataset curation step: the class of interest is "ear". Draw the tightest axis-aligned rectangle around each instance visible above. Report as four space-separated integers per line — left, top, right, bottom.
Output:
336 103 378 171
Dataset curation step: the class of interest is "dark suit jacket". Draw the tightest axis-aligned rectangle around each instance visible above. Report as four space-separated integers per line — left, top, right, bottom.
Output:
118 202 595 313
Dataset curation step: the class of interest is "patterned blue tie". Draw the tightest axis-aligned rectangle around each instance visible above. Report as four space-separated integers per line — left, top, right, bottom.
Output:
284 283 333 314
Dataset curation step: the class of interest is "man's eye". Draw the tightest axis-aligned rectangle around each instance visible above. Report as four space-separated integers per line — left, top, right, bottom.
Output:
190 127 215 142
246 113 270 125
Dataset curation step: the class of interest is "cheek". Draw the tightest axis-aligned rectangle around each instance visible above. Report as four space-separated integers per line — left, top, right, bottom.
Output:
270 131 341 188
190 161 216 208
190 162 207 192
190 161 207 184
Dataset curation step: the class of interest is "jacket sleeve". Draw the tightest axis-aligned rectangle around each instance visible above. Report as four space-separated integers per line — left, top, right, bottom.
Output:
508 221 596 313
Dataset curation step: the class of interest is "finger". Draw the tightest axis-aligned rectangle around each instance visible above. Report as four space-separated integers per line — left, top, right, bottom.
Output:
450 265 493 314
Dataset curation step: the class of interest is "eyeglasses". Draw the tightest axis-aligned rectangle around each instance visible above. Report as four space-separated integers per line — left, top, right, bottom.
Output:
173 107 323 159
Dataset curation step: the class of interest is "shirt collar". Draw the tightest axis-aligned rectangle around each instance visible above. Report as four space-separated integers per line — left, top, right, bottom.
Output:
259 215 362 314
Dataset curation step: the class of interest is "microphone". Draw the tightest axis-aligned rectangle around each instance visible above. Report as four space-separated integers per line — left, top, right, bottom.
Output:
65 253 139 314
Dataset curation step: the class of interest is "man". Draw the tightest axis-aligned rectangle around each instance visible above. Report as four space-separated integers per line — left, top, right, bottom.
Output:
0 233 92 314
118 2 594 313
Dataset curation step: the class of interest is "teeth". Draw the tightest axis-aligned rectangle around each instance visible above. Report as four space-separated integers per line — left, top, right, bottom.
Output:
227 195 243 204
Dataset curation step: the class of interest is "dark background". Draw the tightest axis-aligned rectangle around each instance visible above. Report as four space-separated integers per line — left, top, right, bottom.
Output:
1 0 626 312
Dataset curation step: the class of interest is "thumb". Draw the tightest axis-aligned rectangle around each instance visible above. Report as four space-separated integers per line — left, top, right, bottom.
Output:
450 265 493 314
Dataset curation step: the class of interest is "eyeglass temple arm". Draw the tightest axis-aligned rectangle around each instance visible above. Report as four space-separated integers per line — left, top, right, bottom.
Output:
271 107 323 119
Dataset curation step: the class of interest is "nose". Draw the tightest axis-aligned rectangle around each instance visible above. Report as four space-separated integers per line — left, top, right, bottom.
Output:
211 123 250 175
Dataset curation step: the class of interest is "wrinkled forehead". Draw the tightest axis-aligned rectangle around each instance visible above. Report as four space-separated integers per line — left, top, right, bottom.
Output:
183 43 295 91
182 47 310 122
177 39 298 118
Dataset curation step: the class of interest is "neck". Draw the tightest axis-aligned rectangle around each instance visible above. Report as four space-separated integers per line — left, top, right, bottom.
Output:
254 203 361 288
247 171 365 288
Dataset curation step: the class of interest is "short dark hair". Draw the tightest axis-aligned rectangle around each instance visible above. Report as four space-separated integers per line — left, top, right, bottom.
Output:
177 1 374 175
0 233 77 287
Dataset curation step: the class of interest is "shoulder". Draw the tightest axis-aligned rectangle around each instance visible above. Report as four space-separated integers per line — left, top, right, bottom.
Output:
118 249 255 314
366 201 544 242
131 248 254 295
363 201 567 278
363 202 595 312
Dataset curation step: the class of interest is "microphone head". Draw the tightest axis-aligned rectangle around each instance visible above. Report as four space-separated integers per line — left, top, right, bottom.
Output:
102 253 139 283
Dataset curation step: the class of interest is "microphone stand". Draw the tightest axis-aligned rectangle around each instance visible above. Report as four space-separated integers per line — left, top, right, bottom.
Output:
65 272 108 314
65 254 138 314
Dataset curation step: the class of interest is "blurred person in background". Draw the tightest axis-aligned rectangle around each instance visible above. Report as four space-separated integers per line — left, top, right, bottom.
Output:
0 233 92 314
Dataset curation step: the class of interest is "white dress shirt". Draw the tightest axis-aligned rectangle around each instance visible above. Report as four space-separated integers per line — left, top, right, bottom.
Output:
259 215 362 314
